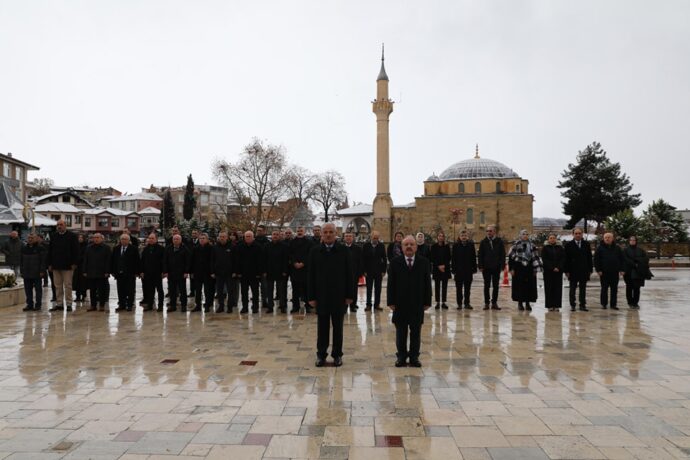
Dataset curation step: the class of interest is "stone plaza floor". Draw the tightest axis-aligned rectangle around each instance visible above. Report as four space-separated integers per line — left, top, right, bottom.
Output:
0 270 689 459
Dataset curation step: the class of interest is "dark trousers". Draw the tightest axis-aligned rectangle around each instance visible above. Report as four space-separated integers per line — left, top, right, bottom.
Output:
88 278 109 307
455 276 472 306
116 275 136 309
48 271 56 299
350 275 361 307
317 310 345 359
24 278 43 308
625 278 642 305
241 277 260 310
434 278 448 303
290 275 306 308
543 271 563 308
482 269 500 305
194 275 215 308
260 275 269 308
215 275 237 311
395 321 422 360
569 277 588 308
266 274 287 310
365 273 383 307
600 272 619 307
142 274 164 308
168 277 188 308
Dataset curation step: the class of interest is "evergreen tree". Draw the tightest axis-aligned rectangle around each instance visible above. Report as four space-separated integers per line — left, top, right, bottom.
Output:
640 199 688 243
558 141 642 232
162 188 176 233
604 209 643 242
183 174 196 221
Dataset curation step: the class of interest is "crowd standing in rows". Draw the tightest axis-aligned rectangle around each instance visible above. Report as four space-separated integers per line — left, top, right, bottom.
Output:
13 220 652 367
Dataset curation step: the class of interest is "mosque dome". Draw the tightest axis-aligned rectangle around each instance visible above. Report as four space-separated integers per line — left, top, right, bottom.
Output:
437 157 519 180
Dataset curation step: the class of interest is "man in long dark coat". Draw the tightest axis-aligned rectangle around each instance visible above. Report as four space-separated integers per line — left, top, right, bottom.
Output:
451 230 477 310
82 233 111 312
164 234 191 312
342 231 363 312
211 231 236 313
289 227 312 313
362 230 387 311
308 223 353 367
110 233 141 312
594 232 624 310
563 227 593 312
191 233 214 312
477 225 506 310
430 231 452 309
140 233 165 311
264 230 290 313
235 230 265 314
387 235 432 367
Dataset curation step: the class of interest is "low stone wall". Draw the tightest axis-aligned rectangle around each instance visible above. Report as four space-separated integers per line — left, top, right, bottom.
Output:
0 284 25 308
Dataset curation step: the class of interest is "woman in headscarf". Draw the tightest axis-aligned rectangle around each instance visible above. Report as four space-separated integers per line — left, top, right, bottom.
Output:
541 233 565 312
415 232 431 260
508 230 542 311
623 235 651 309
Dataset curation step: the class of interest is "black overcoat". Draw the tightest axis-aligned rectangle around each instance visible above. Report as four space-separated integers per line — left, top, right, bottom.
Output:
307 243 353 316
164 245 191 279
542 243 565 273
211 242 235 277
387 254 432 326
563 240 593 281
451 241 477 280
234 242 264 278
477 237 506 272
264 241 290 277
623 245 650 285
594 243 624 273
111 244 141 278
140 244 165 275
289 237 312 282
362 242 387 275
430 243 452 280
191 243 213 277
344 243 364 277
83 243 111 278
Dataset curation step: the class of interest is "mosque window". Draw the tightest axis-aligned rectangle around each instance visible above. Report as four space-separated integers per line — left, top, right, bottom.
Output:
496 182 501 193
516 184 521 192
466 208 474 224
474 182 481 193
459 182 465 193
480 211 485 225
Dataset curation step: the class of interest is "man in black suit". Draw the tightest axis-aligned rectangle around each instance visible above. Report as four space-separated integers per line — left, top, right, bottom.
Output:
564 227 593 312
235 230 265 314
387 235 432 367
264 230 290 313
430 231 452 309
164 234 191 312
362 230 387 312
139 233 165 312
191 233 214 312
342 231 363 312
451 230 477 310
211 231 236 313
110 233 141 312
477 225 506 310
308 223 353 367
288 227 312 313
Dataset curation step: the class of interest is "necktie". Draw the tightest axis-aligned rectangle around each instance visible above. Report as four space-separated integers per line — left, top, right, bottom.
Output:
407 258 413 269
489 238 493 250
577 241 581 249
121 247 125 256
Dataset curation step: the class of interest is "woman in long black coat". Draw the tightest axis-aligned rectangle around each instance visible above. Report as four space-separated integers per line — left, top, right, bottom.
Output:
508 230 542 311
623 236 651 309
430 232 452 309
387 231 404 262
541 233 565 312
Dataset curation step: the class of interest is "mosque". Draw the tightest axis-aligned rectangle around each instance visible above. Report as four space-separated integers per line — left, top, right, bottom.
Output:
338 48 534 242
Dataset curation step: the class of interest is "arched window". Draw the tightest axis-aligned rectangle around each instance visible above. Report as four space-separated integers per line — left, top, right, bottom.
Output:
480 211 485 225
459 182 465 193
496 182 501 193
466 208 474 224
474 182 481 194
516 184 521 192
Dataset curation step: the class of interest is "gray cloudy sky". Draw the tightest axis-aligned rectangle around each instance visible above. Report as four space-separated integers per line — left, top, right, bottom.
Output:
1 1 688 217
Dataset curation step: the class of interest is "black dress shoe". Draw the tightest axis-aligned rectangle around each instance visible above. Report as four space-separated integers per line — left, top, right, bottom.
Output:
409 359 422 368
611 305 619 310
525 304 532 311
315 358 326 367
483 304 490 310
602 305 608 309
240 307 248 313
518 303 525 311
491 304 501 310
579 306 589 312
22 306 34 312
434 303 440 310
333 357 343 367
571 306 576 312
395 359 406 367
180 307 187 312
364 307 372 312
464 305 473 310
442 303 449 310
374 306 383 311
167 307 177 312
191 306 202 312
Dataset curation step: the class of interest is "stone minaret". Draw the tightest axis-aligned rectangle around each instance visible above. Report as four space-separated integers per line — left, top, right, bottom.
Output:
371 45 394 240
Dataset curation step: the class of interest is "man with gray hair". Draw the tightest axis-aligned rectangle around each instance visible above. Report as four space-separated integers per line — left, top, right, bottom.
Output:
594 232 624 310
110 233 140 312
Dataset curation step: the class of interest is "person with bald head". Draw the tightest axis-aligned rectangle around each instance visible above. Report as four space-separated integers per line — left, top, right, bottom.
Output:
111 233 141 312
387 235 432 367
83 233 111 311
164 233 191 312
308 223 353 367
47 219 80 312
362 230 387 312
235 230 265 314
594 232 625 310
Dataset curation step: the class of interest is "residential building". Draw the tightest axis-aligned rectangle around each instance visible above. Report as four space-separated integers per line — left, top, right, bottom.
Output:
107 192 163 212
0 152 39 203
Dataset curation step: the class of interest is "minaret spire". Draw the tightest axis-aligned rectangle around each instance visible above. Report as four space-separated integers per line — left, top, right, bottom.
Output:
475 143 480 159
377 43 389 81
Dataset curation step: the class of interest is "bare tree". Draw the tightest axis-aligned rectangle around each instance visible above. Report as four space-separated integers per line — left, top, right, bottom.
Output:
284 165 315 207
309 170 347 223
31 177 54 196
213 138 288 231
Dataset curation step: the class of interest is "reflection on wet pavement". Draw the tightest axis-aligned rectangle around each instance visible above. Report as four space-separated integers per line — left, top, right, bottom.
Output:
1 270 689 458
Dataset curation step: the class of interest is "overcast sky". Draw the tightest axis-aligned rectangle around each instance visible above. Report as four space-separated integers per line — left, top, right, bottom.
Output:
1 1 688 217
